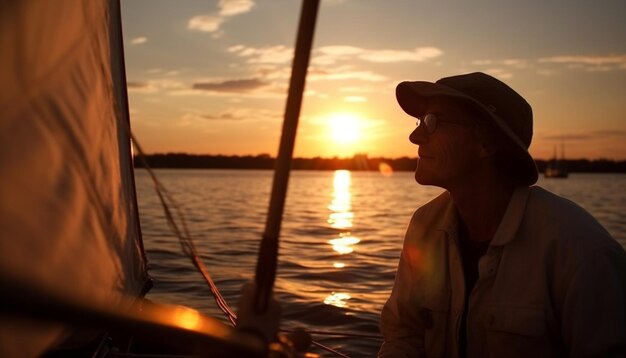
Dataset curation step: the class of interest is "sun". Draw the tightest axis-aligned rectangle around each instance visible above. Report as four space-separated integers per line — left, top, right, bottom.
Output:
328 113 361 145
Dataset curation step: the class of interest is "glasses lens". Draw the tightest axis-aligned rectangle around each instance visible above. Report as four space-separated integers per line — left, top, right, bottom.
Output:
424 113 437 134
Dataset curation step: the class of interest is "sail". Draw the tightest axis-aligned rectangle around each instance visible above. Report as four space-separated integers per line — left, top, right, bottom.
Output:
0 0 150 356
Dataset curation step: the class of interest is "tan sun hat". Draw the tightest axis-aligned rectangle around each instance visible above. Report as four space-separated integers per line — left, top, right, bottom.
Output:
396 72 538 186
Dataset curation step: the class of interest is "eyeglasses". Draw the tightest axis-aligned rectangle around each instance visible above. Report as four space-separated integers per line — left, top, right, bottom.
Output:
416 113 473 135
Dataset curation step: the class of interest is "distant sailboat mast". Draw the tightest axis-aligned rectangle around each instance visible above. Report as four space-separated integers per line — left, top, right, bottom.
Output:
545 135 569 178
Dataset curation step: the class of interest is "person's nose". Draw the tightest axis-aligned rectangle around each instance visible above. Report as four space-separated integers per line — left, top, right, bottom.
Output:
409 125 427 145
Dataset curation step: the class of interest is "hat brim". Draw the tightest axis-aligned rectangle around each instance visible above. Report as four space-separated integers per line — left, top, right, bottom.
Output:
396 81 538 186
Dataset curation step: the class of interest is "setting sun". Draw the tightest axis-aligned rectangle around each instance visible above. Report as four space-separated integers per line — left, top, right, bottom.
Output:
328 113 361 145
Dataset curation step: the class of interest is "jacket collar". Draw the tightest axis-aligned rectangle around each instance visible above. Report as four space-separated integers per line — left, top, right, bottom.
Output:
490 186 530 246
439 192 460 238
438 186 530 246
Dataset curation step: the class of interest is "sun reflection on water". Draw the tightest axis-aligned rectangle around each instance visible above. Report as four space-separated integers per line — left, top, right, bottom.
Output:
327 170 360 257
329 233 361 254
327 170 360 285
324 292 352 308
328 211 354 229
327 170 353 229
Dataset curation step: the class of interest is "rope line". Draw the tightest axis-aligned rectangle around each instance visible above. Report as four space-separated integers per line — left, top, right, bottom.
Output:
131 133 237 325
130 133 372 356
312 341 350 358
282 329 383 340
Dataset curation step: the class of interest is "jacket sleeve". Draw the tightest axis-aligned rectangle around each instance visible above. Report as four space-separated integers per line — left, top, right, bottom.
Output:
561 245 626 357
379 219 426 358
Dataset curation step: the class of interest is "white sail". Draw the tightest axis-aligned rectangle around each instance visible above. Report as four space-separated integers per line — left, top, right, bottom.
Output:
0 1 149 356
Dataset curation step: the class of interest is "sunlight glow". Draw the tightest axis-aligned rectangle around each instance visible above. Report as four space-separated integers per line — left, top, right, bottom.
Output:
328 170 353 229
333 169 351 190
329 234 361 254
328 212 354 229
328 113 361 145
324 292 352 308
173 306 201 330
329 235 361 246
379 162 394 177
327 170 360 255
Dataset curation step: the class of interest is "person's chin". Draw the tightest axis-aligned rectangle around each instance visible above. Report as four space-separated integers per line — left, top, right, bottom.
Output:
415 171 433 185
414 161 435 185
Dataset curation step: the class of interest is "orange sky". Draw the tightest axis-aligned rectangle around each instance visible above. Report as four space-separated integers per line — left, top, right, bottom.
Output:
122 0 626 160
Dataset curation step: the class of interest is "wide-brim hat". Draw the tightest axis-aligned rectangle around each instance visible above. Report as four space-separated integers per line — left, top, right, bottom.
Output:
396 72 538 186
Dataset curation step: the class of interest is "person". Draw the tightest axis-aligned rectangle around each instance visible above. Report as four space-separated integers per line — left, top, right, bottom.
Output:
378 72 626 357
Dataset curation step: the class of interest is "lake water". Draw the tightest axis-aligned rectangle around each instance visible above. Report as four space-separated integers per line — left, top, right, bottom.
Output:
134 169 626 357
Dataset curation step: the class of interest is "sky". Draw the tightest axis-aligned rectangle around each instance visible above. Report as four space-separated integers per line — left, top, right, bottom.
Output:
121 0 626 160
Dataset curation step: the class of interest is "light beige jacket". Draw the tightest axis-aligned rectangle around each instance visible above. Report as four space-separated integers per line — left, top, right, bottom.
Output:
379 186 626 358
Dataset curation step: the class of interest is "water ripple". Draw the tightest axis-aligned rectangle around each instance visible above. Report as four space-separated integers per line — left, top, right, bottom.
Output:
136 169 625 356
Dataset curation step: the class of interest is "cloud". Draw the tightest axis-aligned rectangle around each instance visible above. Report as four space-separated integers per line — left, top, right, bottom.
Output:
188 0 254 33
229 45 294 64
126 79 185 93
470 55 626 75
185 44 437 99
314 46 443 65
542 134 596 141
219 0 254 16
318 45 363 56
466 58 532 79
229 44 443 66
228 61 387 84
483 68 513 79
243 62 388 86
182 108 281 123
591 130 626 137
470 58 529 70
130 37 147 45
179 113 209 127
308 66 387 82
188 15 223 32
249 65 292 80
538 54 626 72
359 47 443 63
192 78 268 92
541 130 626 141
163 75 287 98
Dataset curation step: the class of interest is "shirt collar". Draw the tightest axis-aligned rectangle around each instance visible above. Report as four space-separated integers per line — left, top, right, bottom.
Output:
490 186 530 246
438 186 530 246
440 192 460 237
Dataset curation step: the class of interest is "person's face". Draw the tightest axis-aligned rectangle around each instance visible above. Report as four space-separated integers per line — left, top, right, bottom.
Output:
409 98 485 190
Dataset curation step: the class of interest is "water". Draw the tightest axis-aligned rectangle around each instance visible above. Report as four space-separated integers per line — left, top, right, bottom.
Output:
135 170 626 357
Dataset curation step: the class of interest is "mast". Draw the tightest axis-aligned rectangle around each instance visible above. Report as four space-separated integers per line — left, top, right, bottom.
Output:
253 0 321 314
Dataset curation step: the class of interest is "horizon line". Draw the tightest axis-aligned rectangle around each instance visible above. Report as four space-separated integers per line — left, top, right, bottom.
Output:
137 152 626 162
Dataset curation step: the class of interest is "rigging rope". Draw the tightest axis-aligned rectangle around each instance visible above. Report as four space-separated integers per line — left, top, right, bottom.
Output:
122 2 366 355
131 133 373 357
131 133 237 326
285 329 382 340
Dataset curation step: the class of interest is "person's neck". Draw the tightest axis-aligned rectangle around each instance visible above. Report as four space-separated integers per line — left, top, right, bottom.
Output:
448 174 516 243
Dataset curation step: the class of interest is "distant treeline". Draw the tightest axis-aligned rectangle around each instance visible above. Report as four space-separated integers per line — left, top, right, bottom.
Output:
134 153 626 173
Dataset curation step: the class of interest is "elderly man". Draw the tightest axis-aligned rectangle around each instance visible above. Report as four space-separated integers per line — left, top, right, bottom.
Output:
379 72 626 357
